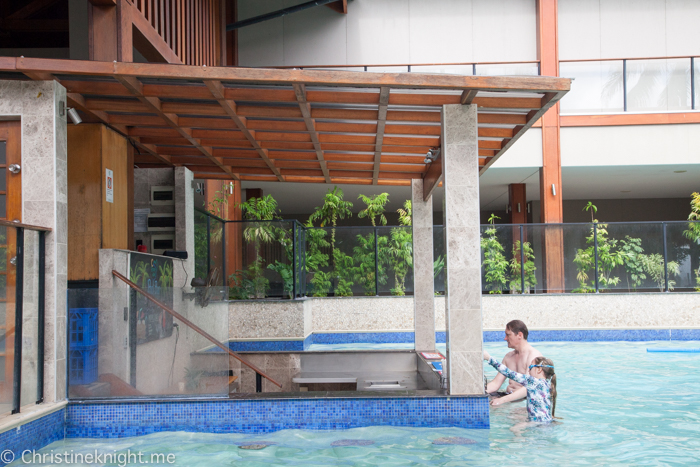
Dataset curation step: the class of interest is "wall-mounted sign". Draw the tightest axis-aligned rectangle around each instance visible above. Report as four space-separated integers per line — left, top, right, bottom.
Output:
106 168 114 203
129 253 174 344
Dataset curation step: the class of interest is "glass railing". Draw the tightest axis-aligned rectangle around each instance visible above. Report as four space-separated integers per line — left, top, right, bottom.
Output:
560 56 699 114
194 210 700 298
0 221 49 417
67 285 231 399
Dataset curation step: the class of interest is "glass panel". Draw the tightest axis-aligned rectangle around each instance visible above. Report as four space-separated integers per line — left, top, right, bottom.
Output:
68 284 230 399
0 195 5 219
411 65 474 75
20 230 40 407
208 217 225 287
480 224 515 294
0 226 16 416
666 221 700 292
559 61 624 114
475 63 539 76
193 210 208 282
603 223 665 292
627 58 691 112
0 171 5 192
303 226 332 298
0 142 5 164
695 58 700 110
433 226 445 295
377 226 413 296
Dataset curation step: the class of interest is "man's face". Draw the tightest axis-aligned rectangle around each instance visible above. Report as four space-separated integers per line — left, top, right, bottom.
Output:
504 328 522 348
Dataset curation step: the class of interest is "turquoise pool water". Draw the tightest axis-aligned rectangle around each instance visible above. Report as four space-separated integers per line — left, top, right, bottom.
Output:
16 341 700 466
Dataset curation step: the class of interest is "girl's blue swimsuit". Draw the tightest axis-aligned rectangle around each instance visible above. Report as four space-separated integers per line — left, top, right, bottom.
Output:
487 357 553 422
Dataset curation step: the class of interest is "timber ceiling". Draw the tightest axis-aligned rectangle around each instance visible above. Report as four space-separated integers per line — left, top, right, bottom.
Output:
0 57 570 186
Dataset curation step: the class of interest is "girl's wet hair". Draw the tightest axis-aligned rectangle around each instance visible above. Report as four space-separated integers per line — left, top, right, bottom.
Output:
533 356 557 417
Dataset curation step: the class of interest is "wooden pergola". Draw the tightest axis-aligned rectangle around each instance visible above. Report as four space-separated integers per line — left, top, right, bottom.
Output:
0 57 570 186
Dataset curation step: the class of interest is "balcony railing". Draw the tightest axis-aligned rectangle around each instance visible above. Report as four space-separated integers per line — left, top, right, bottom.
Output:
194 208 700 298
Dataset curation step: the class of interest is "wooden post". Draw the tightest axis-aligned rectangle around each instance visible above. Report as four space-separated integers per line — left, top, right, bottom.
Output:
537 0 565 292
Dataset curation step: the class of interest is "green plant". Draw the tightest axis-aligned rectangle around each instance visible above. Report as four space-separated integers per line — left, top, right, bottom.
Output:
584 201 597 222
228 256 270 300
509 241 536 294
573 222 626 292
352 232 389 295
619 236 646 291
683 192 700 291
640 253 680 291
304 220 331 297
433 255 445 279
387 226 413 295
332 248 355 296
207 182 233 219
397 200 412 226
358 193 389 227
481 214 508 294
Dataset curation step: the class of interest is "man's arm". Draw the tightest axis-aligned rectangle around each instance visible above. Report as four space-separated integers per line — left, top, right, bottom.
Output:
485 372 506 393
489 386 527 406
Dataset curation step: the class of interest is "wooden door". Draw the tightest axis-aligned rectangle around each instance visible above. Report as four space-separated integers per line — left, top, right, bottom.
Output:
0 121 21 409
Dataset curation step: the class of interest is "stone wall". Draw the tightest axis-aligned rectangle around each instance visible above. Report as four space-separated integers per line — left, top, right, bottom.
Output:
229 293 700 341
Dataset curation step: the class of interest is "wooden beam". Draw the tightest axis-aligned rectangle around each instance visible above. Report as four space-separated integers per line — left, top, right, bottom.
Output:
372 86 390 185
422 147 442 202
325 0 347 14
204 79 283 181
460 89 478 105
116 75 237 179
12 57 571 93
292 83 331 183
126 0 182 64
560 112 700 127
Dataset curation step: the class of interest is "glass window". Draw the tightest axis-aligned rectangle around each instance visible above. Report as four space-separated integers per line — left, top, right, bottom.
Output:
0 142 5 165
559 61 624 114
694 57 700 110
411 65 474 75
626 58 691 112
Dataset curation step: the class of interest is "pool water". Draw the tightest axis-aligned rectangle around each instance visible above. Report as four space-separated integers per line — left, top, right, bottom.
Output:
16 341 700 466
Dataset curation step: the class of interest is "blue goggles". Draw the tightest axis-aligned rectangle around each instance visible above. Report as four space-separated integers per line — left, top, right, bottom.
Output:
529 364 554 370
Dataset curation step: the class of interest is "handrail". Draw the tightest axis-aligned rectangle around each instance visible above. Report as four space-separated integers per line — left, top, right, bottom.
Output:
560 54 699 63
270 60 541 69
111 270 282 389
0 219 52 232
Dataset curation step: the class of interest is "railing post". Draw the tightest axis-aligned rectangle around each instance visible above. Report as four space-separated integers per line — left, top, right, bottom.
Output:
663 222 669 292
12 228 24 414
37 231 45 403
593 222 600 293
292 222 297 299
206 215 211 275
520 225 525 294
374 226 379 296
692 57 696 111
222 221 227 284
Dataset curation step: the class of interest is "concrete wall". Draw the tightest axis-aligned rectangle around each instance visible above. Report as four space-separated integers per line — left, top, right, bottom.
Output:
133 168 175 253
238 0 537 67
229 293 700 340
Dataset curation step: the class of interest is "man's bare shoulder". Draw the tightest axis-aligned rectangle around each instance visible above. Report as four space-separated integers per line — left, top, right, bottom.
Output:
501 350 518 364
527 346 543 359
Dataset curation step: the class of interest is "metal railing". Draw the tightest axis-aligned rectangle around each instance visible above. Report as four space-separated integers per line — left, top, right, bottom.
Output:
0 220 51 415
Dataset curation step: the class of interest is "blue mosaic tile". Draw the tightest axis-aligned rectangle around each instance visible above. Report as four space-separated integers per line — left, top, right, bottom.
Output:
526 329 672 342
436 332 446 343
303 334 314 350
0 408 65 467
669 329 700 340
311 332 414 344
228 340 304 352
65 396 490 438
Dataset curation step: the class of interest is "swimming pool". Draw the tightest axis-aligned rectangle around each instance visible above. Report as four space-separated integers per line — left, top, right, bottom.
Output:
13 341 700 466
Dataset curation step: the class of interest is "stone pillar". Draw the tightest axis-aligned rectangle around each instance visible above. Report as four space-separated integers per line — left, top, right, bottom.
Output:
174 167 195 282
411 179 435 351
442 104 484 395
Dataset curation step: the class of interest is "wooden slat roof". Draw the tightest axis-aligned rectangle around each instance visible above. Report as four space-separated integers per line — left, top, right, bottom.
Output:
0 57 570 186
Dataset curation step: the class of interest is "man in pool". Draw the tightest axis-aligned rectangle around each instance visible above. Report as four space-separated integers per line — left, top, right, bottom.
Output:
485 320 542 406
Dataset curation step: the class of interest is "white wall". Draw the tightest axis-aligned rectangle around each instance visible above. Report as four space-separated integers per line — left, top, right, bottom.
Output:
559 0 700 60
237 0 537 67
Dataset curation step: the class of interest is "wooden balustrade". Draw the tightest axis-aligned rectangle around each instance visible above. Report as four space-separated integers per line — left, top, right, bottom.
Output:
130 0 223 66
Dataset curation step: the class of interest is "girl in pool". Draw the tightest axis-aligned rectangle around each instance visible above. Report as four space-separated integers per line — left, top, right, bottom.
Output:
483 350 557 423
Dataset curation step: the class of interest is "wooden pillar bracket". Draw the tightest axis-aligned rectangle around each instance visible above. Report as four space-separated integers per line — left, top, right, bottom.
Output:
372 86 390 185
293 83 331 183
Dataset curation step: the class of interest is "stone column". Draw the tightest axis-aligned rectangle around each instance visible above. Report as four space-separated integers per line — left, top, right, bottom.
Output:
442 104 483 395
174 167 195 281
411 179 435 351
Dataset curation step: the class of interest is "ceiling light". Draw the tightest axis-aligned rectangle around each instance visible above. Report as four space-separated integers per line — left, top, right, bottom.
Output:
67 107 82 125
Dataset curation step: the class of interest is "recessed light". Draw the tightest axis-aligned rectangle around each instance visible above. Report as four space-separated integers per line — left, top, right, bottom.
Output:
620 190 631 193
674 170 687 173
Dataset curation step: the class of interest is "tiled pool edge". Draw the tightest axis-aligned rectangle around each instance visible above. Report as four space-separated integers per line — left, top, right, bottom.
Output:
65 397 490 438
0 408 65 467
229 329 700 350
